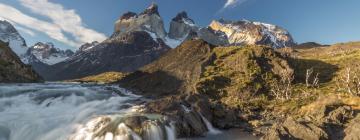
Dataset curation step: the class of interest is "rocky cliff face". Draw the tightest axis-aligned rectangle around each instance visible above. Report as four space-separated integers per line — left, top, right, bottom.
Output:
0 20 28 58
0 41 42 82
168 11 197 39
114 3 166 39
209 19 296 48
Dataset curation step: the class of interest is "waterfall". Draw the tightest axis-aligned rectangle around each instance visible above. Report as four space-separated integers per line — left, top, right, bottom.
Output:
200 114 222 135
143 121 165 140
104 132 114 140
116 123 142 140
165 123 176 140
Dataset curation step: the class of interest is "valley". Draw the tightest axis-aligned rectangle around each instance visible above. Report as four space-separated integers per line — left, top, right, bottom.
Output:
0 2 359 140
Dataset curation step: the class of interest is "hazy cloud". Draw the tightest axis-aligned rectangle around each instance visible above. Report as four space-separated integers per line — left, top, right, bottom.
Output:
16 26 36 36
19 0 107 47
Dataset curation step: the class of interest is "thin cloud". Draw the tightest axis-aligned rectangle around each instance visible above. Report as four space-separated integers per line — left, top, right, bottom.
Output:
0 3 78 47
223 0 248 9
19 0 107 46
216 0 248 14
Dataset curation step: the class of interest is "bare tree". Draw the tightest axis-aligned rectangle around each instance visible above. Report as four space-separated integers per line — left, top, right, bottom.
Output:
270 69 294 100
305 68 320 88
306 68 313 87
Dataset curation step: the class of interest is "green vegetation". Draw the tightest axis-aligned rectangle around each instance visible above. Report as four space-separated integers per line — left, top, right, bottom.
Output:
196 45 291 111
195 42 360 116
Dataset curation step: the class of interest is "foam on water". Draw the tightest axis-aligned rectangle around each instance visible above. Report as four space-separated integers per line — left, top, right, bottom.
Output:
0 83 243 140
0 83 141 140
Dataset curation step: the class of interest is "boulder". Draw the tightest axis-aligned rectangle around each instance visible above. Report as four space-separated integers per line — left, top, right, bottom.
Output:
344 114 360 140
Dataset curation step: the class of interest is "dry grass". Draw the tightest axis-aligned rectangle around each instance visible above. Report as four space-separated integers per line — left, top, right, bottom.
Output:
68 72 127 84
299 94 360 115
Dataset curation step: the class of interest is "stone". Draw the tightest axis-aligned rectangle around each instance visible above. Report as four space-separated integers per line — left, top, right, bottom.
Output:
344 114 360 140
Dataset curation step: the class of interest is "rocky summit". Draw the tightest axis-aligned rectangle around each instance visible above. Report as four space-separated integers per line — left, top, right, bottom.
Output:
168 11 197 40
114 3 167 39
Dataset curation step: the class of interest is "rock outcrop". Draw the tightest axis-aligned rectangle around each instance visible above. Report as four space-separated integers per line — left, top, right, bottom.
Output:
0 41 42 82
261 99 359 140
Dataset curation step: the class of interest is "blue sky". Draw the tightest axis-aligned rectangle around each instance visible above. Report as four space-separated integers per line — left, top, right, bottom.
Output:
0 0 359 50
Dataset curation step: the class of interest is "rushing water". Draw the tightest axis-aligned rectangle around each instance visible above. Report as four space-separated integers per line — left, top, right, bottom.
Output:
0 83 257 140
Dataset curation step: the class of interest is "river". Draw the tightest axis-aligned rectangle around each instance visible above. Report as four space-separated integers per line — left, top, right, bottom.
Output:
0 83 257 140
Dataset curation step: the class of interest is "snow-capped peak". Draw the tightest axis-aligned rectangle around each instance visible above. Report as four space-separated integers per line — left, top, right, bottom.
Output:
24 42 74 65
0 20 28 57
209 19 296 48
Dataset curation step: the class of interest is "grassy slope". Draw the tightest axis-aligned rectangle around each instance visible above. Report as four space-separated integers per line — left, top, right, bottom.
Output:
276 42 360 115
67 72 127 84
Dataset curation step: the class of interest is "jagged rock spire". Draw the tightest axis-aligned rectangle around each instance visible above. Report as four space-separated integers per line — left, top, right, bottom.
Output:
168 11 197 39
172 11 193 23
140 3 159 16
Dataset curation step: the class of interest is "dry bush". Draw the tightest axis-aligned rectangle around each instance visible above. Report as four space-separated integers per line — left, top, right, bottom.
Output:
270 69 294 100
305 68 319 88
336 66 360 96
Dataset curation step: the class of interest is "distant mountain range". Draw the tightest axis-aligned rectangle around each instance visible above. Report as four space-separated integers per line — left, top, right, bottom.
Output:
0 3 297 81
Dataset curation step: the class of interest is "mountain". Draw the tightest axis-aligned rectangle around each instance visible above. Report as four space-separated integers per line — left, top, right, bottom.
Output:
114 3 166 39
167 12 295 48
0 20 28 57
295 42 328 48
166 11 229 47
47 31 170 81
26 3 296 81
209 19 296 48
42 4 172 81
76 41 99 54
0 41 42 82
22 42 74 65
168 11 197 40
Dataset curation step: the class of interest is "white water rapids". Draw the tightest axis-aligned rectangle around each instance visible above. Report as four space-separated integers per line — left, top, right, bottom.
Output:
0 83 254 140
0 83 154 140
